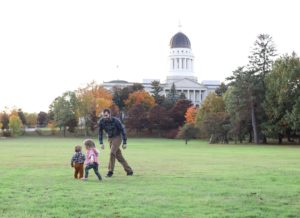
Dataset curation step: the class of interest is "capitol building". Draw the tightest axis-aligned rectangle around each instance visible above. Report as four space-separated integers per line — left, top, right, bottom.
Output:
102 31 220 105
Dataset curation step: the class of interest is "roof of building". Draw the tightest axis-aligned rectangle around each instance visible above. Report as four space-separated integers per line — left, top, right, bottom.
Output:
107 80 129 84
201 80 221 85
170 32 191 49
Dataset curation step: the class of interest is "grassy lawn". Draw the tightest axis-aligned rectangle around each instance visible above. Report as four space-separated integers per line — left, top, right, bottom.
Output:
0 137 300 218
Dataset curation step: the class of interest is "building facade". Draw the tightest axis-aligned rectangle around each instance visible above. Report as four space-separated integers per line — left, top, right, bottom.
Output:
103 32 220 105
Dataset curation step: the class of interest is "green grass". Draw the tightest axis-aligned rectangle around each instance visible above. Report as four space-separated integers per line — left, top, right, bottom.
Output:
0 137 300 218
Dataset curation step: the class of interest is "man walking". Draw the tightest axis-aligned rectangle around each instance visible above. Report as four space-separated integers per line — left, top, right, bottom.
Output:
98 108 133 177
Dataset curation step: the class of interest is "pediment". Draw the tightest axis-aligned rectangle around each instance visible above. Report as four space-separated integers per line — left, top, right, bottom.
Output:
166 78 205 89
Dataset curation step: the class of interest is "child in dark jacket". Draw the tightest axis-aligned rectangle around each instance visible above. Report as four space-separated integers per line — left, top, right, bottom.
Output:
71 145 86 179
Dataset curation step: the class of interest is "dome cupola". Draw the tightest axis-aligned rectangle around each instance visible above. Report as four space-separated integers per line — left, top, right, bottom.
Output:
169 32 191 49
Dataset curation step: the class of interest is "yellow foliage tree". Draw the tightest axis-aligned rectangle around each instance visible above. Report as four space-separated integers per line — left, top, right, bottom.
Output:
47 120 57 135
76 81 114 135
25 113 37 128
9 115 23 136
77 81 113 117
196 92 225 124
95 98 112 115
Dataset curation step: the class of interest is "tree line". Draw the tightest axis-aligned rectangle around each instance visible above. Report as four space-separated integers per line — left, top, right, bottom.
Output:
1 34 299 144
0 81 192 138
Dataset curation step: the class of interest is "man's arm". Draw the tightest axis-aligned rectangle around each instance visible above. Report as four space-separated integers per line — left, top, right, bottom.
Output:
98 120 104 144
116 118 127 144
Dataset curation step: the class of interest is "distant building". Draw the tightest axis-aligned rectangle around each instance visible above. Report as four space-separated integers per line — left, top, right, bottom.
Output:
103 31 220 105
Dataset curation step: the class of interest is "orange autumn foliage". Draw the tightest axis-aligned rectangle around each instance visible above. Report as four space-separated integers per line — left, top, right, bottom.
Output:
125 91 155 110
185 106 197 124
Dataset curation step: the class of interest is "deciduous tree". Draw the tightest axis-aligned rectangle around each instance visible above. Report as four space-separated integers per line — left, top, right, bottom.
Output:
125 104 148 134
76 81 113 135
263 53 300 143
37 111 48 127
148 105 175 134
196 92 225 124
185 106 197 124
50 91 78 136
25 113 37 128
0 112 9 130
9 114 23 136
125 91 155 110
177 123 199 144
171 99 192 126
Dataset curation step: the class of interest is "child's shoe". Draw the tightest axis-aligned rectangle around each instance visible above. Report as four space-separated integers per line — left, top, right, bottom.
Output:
106 171 113 177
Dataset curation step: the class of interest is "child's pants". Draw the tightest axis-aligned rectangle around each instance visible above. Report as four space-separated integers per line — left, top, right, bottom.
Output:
74 163 84 179
85 163 102 180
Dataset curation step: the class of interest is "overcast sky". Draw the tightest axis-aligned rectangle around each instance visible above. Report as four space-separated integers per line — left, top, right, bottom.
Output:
1 0 300 113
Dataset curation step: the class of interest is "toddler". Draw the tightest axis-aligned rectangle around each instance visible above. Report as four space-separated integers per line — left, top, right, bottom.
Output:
82 139 102 181
71 145 85 179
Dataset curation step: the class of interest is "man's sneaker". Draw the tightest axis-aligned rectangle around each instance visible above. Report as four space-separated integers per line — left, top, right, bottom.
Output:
106 171 113 177
81 177 88 181
127 171 133 176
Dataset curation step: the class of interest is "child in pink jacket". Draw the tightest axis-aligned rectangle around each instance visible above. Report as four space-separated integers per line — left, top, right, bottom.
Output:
82 139 102 181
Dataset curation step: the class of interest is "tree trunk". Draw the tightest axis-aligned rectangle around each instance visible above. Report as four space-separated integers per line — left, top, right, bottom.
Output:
209 134 214 144
239 135 243 143
158 128 161 137
224 134 228 144
185 138 188 145
85 124 88 137
63 126 66 137
278 134 283 144
262 135 267 144
287 129 294 142
250 100 259 144
248 130 252 143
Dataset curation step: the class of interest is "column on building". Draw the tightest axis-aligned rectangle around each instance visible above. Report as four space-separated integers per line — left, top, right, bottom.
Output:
185 58 188 69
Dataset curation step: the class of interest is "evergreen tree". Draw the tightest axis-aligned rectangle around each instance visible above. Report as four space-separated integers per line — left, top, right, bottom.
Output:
248 34 277 78
226 67 261 144
163 83 179 109
215 82 228 97
150 80 164 105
